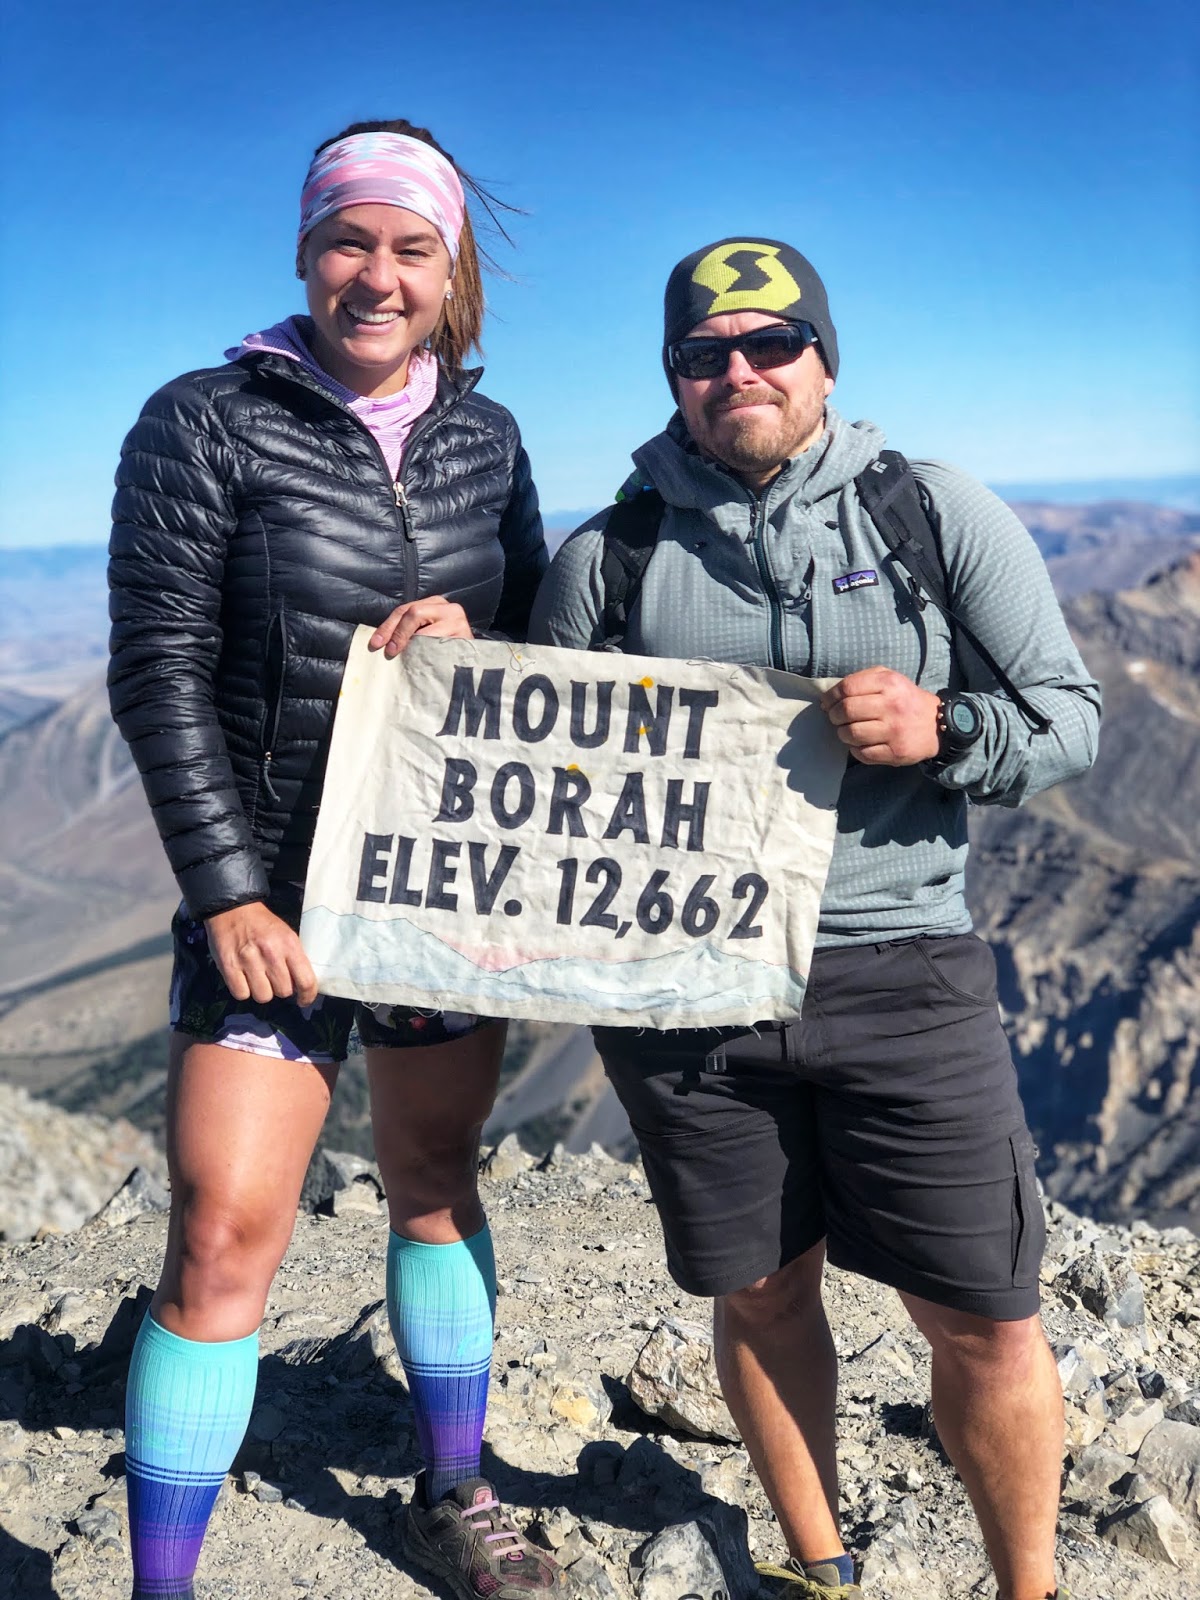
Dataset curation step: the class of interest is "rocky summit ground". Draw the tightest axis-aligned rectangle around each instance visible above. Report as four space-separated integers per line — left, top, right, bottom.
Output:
1 1133 1199 1600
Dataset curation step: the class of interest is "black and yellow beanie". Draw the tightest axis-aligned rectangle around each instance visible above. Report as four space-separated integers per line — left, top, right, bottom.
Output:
663 237 839 379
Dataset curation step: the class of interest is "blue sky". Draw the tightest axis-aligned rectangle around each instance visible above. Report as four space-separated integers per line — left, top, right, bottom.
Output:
0 0 1197 547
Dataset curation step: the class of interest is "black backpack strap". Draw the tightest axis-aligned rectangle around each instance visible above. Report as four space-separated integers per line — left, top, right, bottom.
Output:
856 449 950 609
856 450 1052 733
590 487 666 649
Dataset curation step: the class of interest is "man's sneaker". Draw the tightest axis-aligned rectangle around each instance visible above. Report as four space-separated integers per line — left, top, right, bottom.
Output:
755 1555 862 1598
403 1472 567 1596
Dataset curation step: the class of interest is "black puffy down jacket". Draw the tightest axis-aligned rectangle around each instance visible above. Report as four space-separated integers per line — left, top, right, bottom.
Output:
108 346 546 921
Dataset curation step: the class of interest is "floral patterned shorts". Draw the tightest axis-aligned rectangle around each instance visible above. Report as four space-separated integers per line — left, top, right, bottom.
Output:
169 903 485 1065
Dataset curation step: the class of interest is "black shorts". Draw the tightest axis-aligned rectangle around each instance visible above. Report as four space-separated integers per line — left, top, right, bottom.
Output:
595 934 1044 1320
169 901 489 1065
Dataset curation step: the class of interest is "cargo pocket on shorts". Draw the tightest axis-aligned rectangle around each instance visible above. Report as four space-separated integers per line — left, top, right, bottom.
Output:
1009 1127 1044 1288
913 934 997 1005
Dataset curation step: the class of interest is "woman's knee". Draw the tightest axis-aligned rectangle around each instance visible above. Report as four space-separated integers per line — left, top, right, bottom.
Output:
381 1132 484 1212
164 1192 293 1306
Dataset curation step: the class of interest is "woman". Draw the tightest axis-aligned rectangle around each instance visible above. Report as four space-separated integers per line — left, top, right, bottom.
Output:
108 120 564 1600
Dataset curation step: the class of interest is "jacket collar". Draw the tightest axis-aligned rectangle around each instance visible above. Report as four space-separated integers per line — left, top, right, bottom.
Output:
238 335 482 421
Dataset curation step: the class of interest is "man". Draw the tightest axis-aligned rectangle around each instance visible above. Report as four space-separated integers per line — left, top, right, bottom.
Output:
530 238 1100 1600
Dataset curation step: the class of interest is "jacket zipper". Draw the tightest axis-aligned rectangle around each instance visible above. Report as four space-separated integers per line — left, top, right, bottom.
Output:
261 607 288 803
383 372 480 606
748 496 788 671
392 480 418 609
798 557 815 676
241 355 484 819
259 357 479 610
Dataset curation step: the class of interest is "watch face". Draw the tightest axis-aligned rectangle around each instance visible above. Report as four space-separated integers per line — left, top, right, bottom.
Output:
949 699 979 736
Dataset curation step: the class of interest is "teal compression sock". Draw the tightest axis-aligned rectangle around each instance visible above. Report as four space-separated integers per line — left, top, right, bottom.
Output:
386 1225 496 1501
124 1313 259 1599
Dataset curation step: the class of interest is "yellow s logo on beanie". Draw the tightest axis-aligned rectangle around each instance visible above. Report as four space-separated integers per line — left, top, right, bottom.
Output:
691 243 803 316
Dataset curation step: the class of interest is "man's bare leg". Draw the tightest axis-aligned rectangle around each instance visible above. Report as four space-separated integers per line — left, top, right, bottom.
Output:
713 1241 845 1565
901 1295 1062 1600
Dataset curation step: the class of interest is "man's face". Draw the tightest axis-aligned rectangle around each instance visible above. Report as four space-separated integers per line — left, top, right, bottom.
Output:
674 311 835 487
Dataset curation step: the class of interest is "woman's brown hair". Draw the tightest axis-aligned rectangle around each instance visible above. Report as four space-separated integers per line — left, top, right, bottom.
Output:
311 119 516 373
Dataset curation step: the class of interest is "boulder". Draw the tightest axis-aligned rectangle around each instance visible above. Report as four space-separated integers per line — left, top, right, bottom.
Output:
299 1149 381 1215
90 1166 170 1227
1057 1249 1146 1331
634 1521 727 1600
1137 1420 1200 1519
1101 1495 1193 1565
1107 1398 1165 1457
627 1319 739 1444
1064 1444 1135 1508
482 1132 535 1182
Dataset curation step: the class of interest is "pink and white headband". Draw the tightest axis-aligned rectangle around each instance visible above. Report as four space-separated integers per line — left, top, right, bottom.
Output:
298 132 466 263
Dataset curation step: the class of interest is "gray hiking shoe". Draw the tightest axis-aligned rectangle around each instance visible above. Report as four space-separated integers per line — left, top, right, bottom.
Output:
403 1472 568 1597
755 1556 862 1598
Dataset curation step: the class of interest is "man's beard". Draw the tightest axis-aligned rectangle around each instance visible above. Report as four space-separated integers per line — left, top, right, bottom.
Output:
701 388 796 477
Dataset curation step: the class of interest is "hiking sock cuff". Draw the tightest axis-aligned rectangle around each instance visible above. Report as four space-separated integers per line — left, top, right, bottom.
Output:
386 1224 496 1499
138 1313 260 1357
125 1313 260 1599
386 1223 497 1323
126 1313 260 1475
808 1553 855 1586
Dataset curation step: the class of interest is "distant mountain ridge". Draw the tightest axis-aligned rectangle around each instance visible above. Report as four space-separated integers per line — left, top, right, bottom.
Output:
992 472 1200 509
0 675 176 994
0 544 110 691
6 484 1200 645
1 545 112 634
1005 503 1200 599
967 549 1200 1227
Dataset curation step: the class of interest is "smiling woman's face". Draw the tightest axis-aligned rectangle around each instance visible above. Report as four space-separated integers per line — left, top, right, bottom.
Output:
300 203 454 397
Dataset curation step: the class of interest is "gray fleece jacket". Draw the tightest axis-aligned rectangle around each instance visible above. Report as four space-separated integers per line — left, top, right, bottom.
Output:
529 407 1101 946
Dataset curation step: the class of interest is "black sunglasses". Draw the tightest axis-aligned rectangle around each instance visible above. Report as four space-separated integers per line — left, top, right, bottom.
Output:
667 321 818 381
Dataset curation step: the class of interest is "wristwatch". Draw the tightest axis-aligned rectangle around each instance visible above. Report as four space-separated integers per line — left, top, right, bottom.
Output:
931 690 983 765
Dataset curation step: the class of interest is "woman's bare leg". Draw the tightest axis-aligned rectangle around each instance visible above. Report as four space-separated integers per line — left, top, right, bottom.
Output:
369 1023 526 1523
154 1033 338 1339
366 1020 505 1239
125 1034 337 1598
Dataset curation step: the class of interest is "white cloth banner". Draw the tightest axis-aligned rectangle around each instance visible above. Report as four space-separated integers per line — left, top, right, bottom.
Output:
300 629 844 1028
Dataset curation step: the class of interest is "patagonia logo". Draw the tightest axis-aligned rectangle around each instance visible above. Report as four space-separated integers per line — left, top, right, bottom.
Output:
832 568 879 594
